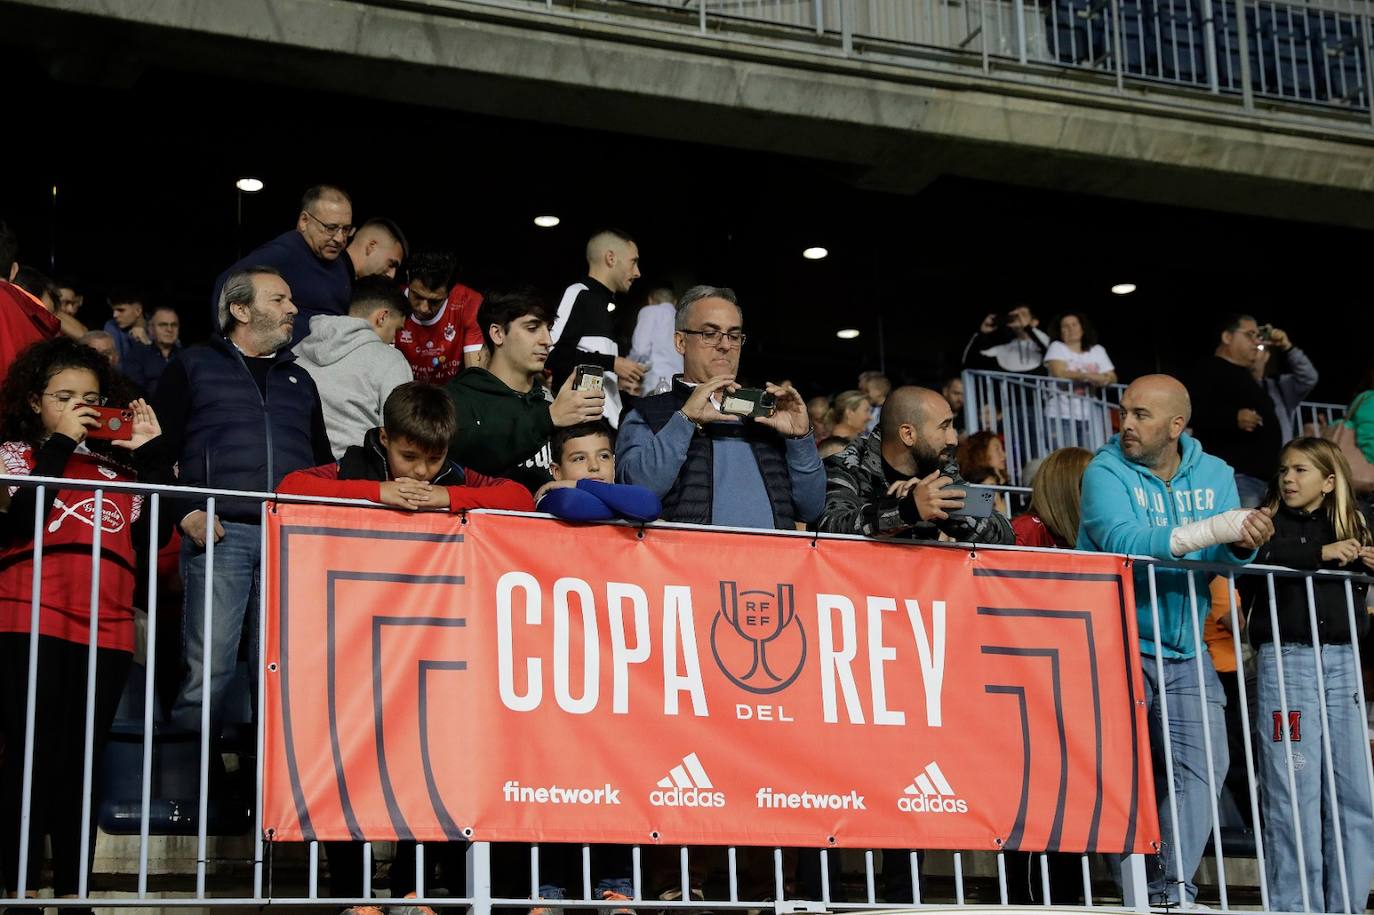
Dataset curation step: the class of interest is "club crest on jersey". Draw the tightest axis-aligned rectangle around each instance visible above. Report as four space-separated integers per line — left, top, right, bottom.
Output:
48 496 126 535
443 323 456 342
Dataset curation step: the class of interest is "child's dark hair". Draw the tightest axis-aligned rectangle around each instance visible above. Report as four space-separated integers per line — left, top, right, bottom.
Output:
551 419 616 464
382 382 456 452
0 337 115 446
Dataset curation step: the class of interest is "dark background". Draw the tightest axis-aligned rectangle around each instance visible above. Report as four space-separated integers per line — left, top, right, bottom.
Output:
3 49 1369 403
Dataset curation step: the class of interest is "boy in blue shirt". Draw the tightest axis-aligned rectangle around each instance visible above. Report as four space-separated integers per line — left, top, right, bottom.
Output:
537 420 660 522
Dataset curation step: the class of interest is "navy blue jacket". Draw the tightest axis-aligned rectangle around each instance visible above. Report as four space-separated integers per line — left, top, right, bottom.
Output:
154 335 333 523
211 230 351 345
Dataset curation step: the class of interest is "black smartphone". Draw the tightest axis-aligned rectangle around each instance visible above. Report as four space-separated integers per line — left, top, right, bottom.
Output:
720 388 777 419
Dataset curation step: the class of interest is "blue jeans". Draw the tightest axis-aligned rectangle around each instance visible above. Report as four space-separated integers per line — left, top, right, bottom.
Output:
1235 472 1269 509
171 519 261 733
1139 652 1230 905
1257 643 1374 913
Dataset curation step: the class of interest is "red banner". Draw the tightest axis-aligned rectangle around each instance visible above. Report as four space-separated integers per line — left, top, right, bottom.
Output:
262 505 1158 853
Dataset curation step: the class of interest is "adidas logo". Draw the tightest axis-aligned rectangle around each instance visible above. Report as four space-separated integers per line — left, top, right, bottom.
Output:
649 752 726 808
897 762 968 814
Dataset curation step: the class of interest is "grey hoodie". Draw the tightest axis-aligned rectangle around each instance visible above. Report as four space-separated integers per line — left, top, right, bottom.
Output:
293 314 414 459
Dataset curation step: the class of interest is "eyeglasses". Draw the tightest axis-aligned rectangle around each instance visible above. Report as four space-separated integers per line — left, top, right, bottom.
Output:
43 392 106 406
304 210 356 240
680 329 746 348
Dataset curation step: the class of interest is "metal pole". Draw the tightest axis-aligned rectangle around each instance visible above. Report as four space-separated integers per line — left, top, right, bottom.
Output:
254 501 269 899
1236 0 1256 107
1184 574 1228 909
814 0 825 34
1226 574 1271 910
1110 0 1128 88
1016 0 1030 60
77 489 105 898
195 496 217 897
1145 564 1189 902
1200 0 1222 88
138 493 161 897
1266 572 1313 913
1304 575 1352 913
841 0 854 53
17 485 47 899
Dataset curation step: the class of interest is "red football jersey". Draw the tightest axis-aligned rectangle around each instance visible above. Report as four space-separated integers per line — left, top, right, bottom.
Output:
397 282 484 385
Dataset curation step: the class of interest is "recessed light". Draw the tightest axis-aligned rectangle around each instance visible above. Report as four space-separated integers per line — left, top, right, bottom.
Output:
1111 283 1137 295
235 177 264 193
534 215 561 228
836 328 860 340
803 246 829 260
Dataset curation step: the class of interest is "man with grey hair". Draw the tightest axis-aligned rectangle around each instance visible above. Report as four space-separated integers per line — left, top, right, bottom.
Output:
79 329 120 367
211 184 362 345
155 265 334 734
548 229 648 426
616 285 823 529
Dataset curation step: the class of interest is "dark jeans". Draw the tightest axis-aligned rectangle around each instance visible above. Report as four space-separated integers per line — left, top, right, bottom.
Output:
0 633 130 895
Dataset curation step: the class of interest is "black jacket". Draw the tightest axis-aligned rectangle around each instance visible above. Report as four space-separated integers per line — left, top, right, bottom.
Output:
1243 502 1373 647
1187 355 1281 481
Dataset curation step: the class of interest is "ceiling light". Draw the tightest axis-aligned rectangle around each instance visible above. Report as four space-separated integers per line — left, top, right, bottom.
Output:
607 302 616 312
1111 283 1137 295
803 246 829 260
534 215 561 228
836 328 860 340
235 177 264 193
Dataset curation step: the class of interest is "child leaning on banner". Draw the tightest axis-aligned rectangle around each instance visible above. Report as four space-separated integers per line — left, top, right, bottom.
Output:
536 419 660 522
277 381 534 514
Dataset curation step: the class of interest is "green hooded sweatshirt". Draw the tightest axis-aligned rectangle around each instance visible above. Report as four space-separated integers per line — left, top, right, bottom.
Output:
445 367 554 490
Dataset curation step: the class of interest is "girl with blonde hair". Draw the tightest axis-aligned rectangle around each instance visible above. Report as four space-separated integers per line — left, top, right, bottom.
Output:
1012 446 1093 547
1244 436 1374 913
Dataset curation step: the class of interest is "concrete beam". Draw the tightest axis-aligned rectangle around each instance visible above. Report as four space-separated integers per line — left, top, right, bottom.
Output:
6 0 1374 226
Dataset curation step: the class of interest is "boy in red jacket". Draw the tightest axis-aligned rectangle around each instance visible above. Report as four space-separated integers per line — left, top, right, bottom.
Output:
278 380 532 514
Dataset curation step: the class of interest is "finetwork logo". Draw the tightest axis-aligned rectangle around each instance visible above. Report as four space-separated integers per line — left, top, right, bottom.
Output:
755 787 866 810
650 753 726 808
897 762 968 814
502 781 622 805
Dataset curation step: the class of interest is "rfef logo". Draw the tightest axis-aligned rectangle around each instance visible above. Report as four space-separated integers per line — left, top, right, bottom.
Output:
710 581 806 694
897 762 968 814
650 753 725 808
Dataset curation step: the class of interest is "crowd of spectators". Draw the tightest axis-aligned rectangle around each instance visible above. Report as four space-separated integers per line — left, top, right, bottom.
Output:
3 194 1374 915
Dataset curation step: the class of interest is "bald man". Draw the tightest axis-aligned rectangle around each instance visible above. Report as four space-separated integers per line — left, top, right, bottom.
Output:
547 229 647 427
212 184 355 344
1077 373 1273 907
818 385 1013 544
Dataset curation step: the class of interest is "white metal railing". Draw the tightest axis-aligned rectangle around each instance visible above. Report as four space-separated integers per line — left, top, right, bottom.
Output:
542 0 1374 125
5 472 1374 914
961 368 1122 484
1293 400 1347 436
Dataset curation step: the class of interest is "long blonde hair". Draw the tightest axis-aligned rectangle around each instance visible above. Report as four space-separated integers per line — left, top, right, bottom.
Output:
825 390 869 431
1267 437 1373 545
1029 447 1094 545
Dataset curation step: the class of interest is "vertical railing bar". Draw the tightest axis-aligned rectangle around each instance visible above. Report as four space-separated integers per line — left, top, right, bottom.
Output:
728 846 739 902
1145 563 1189 903
254 499 269 900
138 492 160 897
774 847 786 901
309 840 319 899
1344 576 1374 841
1184 573 1228 909
1226 573 1271 911
954 851 966 904
1303 574 1352 913
1266 572 1312 913
864 848 876 903
582 844 593 900
820 849 831 904
194 495 217 898
76 489 105 898
910 851 922 904
996 851 1008 905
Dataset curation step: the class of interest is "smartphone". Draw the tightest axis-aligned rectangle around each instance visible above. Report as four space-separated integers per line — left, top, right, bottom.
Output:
1257 323 1274 341
86 405 134 441
572 364 604 395
946 484 996 519
720 388 777 419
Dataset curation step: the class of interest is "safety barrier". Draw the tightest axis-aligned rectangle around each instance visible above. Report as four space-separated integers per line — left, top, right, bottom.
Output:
3 472 1373 915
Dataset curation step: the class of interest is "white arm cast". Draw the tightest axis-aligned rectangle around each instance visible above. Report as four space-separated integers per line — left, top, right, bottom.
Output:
1169 509 1253 557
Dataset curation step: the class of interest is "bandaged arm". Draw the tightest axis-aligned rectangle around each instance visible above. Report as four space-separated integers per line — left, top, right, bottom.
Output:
1168 509 1252 557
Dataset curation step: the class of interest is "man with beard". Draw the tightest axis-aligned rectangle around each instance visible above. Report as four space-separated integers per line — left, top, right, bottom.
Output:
155 266 334 732
1078 374 1273 908
817 385 1013 545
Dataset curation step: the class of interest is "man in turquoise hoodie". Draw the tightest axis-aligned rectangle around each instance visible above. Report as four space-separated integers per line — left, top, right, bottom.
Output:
1078 374 1274 907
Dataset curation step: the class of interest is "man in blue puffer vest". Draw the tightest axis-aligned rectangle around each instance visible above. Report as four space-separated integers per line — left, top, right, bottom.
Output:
155 266 335 735
1078 374 1275 908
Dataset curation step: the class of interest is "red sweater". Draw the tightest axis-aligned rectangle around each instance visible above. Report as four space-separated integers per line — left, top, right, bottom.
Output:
278 462 534 513
0 281 60 377
0 438 142 651
1011 511 1069 549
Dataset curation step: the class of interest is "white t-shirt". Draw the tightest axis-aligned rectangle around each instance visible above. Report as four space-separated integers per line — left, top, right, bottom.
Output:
1045 342 1114 420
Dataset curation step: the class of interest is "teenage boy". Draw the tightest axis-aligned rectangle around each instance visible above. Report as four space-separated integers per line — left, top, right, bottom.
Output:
537 420 660 521
278 381 533 513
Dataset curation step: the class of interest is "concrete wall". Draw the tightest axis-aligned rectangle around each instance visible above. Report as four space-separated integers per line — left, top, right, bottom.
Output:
4 0 1373 226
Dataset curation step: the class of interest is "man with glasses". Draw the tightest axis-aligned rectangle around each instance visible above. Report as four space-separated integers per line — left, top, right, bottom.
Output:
1185 314 1281 507
212 184 355 344
616 285 823 530
125 306 182 395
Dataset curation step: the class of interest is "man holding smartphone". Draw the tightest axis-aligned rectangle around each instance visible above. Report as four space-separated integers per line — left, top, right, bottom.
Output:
817 385 1014 545
616 285 823 530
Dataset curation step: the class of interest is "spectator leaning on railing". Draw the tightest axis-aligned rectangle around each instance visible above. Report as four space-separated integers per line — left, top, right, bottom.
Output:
0 338 173 905
155 266 335 734
961 304 1050 374
1077 374 1274 908
1238 436 1374 915
1043 311 1116 446
616 285 824 530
